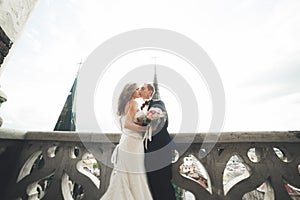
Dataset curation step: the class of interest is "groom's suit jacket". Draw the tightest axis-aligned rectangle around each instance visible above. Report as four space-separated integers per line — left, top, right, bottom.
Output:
144 99 176 200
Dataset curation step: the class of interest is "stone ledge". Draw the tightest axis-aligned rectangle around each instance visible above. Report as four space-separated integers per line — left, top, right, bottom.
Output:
0 128 26 139
1 129 300 143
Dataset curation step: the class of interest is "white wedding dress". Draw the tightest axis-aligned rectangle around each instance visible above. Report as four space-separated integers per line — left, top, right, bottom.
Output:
100 115 153 200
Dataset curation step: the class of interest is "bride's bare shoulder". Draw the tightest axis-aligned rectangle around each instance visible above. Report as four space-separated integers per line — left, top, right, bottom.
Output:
125 100 138 113
133 100 138 107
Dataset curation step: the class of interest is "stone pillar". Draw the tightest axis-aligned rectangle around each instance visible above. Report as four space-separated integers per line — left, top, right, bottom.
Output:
0 0 39 126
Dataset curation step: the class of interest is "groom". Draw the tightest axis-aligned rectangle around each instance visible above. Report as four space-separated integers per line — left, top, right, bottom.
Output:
139 83 176 200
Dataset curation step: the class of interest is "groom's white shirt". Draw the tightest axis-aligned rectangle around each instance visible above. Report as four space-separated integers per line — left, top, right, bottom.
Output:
142 105 149 113
141 99 151 112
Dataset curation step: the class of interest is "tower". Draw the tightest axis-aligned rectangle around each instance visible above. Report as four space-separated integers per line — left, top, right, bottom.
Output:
54 62 82 131
54 76 77 131
152 64 161 101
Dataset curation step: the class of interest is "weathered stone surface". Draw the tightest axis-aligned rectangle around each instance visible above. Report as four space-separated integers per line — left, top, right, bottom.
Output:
0 0 38 68
0 0 38 41
0 130 299 200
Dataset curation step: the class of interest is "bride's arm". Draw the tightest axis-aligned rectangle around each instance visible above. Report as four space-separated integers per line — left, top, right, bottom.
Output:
124 101 147 133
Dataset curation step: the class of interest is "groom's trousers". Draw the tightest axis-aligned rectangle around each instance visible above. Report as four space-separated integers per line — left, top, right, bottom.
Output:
145 144 176 200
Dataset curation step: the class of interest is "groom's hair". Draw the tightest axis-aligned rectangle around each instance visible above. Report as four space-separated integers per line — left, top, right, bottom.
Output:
145 83 155 98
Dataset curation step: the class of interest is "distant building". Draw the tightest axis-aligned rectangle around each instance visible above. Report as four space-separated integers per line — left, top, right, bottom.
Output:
179 155 208 189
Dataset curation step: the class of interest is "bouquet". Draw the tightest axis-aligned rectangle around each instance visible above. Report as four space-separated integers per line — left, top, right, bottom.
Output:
134 107 167 149
134 107 166 126
134 111 151 126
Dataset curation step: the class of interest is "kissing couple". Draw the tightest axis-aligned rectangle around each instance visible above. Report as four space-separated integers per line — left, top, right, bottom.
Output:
100 83 176 200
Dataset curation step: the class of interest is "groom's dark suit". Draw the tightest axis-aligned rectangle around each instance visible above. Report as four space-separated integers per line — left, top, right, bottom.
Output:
144 99 176 200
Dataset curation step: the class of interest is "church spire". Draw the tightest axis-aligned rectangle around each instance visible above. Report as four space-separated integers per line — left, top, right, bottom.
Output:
54 73 77 131
152 58 161 100
54 62 82 131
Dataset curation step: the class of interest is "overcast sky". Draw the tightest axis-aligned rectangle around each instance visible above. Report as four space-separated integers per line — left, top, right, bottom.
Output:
0 0 300 132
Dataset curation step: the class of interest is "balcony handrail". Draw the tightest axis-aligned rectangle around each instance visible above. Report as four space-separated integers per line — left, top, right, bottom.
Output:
1 129 300 143
1 129 300 199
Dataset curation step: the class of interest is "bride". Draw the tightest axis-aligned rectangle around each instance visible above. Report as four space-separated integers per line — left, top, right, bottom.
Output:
100 83 153 200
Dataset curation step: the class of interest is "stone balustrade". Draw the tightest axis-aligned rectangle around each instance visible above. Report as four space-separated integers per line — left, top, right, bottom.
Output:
0 129 300 200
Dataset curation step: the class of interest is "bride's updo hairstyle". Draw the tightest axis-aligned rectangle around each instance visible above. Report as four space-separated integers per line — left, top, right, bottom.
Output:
117 83 138 116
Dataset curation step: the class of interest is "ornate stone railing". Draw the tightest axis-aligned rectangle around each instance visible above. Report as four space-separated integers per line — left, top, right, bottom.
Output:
0 129 300 200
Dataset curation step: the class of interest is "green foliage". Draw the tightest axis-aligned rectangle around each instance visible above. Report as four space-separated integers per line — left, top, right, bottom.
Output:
172 183 182 200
